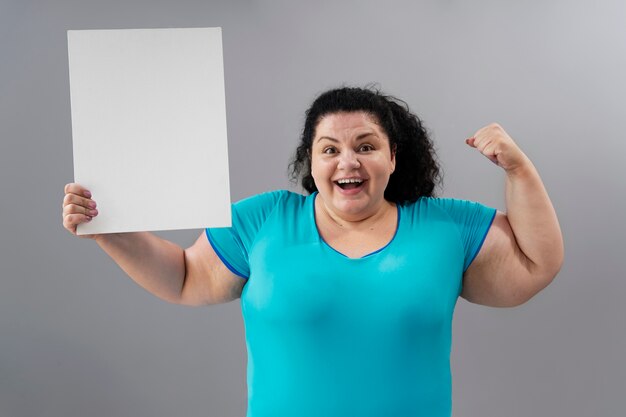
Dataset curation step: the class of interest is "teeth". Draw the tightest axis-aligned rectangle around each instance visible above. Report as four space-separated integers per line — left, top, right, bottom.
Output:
337 178 363 184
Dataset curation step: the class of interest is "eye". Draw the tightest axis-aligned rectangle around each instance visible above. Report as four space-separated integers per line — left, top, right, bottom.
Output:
322 147 337 154
358 144 374 152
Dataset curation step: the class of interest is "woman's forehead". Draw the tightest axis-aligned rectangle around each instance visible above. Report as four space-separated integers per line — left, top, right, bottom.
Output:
315 111 384 136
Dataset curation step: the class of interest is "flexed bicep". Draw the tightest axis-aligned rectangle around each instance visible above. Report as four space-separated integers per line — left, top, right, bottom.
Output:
461 211 537 307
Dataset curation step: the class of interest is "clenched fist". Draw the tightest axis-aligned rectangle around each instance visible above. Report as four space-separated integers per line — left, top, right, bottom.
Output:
466 123 531 173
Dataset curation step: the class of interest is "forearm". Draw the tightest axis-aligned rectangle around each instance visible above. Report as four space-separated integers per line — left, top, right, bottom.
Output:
505 158 564 278
94 232 186 304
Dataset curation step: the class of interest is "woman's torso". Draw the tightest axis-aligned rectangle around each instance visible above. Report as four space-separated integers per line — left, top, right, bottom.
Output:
239 191 466 417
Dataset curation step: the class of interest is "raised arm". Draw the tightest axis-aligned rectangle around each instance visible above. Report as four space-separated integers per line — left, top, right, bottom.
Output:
461 124 564 307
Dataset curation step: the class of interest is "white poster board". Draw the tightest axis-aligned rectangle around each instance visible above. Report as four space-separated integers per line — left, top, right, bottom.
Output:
67 27 231 235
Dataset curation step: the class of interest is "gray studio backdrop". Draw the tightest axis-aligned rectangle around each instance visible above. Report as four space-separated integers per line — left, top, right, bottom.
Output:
1 0 624 416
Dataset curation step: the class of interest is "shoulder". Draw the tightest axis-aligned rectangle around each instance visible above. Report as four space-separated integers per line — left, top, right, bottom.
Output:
205 190 307 278
420 196 496 222
235 189 289 207
400 196 473 209
400 196 493 220
231 190 309 226
235 189 306 204
419 196 489 212
233 189 303 211
401 196 497 270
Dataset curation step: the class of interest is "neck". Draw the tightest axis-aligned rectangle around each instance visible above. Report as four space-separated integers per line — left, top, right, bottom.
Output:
316 195 395 231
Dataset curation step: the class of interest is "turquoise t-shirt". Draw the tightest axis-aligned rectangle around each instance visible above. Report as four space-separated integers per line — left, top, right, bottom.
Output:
206 190 496 417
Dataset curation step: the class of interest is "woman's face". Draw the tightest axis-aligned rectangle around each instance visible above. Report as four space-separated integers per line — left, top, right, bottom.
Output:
311 111 396 221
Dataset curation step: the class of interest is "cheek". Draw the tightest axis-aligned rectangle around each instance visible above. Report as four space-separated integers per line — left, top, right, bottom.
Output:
311 157 331 176
310 159 328 187
372 155 394 176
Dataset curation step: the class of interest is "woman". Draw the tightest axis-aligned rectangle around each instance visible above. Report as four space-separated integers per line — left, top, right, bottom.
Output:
62 87 564 416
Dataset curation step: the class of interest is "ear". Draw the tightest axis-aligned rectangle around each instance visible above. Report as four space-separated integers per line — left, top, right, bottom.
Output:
390 144 397 173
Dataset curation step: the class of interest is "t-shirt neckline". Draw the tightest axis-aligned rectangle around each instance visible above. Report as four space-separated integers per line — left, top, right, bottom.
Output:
309 191 401 259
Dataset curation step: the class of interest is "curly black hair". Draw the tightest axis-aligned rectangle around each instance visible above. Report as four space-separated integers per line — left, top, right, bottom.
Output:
289 86 443 204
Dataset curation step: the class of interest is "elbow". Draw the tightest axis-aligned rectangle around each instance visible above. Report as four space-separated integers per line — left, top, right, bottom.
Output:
526 230 565 276
523 241 565 300
533 244 565 285
509 263 563 308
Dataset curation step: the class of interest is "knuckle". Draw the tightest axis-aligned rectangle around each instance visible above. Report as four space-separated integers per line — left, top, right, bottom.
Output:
67 183 78 194
67 203 84 214
63 193 73 206
62 216 74 229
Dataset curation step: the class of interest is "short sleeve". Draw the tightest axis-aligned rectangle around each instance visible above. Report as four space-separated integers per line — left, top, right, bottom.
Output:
432 198 497 272
205 190 287 279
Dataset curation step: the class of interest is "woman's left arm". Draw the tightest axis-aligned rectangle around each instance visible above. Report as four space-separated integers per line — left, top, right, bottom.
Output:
461 123 564 307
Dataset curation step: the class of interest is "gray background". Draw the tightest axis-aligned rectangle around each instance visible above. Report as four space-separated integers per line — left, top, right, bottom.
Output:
1 0 624 416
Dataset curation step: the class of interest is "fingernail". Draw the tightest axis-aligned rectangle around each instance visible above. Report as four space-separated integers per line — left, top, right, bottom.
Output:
86 217 92 221
84 190 92 198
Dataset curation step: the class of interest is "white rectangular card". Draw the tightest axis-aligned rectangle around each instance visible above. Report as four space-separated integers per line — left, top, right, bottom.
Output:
68 27 231 235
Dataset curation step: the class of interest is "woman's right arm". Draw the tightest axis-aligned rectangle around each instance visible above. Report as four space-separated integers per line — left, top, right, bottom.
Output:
62 183 245 306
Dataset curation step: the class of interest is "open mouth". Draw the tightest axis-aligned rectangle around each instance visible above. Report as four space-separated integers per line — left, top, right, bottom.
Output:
334 178 366 191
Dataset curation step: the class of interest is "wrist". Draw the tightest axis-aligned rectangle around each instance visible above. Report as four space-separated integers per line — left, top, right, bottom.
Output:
505 157 535 179
93 232 118 245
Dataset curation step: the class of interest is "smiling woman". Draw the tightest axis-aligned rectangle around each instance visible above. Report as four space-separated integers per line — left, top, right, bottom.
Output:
312 112 396 220
62 86 563 417
291 87 441 204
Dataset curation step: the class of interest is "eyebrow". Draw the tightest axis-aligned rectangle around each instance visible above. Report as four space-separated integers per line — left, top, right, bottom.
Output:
316 132 377 143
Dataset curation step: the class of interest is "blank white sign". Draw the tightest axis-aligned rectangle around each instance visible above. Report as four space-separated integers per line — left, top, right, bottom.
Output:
68 27 231 235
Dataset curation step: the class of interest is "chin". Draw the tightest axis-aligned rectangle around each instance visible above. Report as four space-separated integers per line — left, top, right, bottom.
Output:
333 198 371 215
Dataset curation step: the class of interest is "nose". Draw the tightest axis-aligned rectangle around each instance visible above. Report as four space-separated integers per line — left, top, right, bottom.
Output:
337 150 360 170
